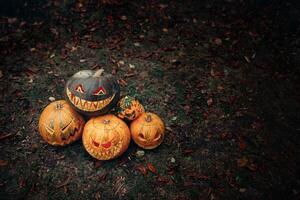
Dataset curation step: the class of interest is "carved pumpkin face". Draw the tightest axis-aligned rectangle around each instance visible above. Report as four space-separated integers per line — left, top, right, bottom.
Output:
38 100 85 146
130 112 165 149
82 114 131 160
116 96 145 121
65 69 120 116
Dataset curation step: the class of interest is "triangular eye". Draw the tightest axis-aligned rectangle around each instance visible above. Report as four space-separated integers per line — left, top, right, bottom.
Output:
75 84 85 93
93 86 106 95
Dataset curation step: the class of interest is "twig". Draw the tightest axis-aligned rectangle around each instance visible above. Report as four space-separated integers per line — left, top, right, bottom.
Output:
0 133 13 141
56 176 71 188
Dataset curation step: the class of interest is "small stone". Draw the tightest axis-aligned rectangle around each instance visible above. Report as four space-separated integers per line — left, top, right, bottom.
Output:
120 15 127 20
134 42 141 47
135 150 145 158
239 188 247 193
170 157 176 163
129 64 135 69
49 97 55 102
118 60 125 66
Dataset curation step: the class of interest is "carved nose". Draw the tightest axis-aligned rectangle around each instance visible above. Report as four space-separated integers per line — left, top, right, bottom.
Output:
101 141 112 148
138 133 147 142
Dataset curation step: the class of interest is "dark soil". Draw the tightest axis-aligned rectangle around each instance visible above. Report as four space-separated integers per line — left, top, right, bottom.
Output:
1 0 300 199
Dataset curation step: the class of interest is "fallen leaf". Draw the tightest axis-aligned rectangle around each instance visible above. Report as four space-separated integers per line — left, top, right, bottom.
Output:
0 160 8 166
136 165 148 175
213 38 222 46
237 157 248 167
238 137 247 150
118 79 127 87
247 163 258 172
207 98 213 106
147 163 157 174
183 149 194 155
19 178 26 188
156 176 170 184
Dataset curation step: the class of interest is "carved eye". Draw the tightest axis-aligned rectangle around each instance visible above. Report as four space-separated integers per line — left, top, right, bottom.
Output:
92 140 99 147
75 84 85 93
93 86 106 95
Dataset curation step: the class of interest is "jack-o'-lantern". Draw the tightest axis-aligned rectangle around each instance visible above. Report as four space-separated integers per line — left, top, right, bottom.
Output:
38 100 85 146
82 114 131 160
116 96 145 121
65 69 120 116
130 112 165 149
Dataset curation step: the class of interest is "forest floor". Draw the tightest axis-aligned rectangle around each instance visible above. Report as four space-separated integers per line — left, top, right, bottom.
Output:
0 0 300 199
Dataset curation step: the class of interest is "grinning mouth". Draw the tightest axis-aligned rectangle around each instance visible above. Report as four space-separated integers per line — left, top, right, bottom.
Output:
86 139 123 160
66 88 115 112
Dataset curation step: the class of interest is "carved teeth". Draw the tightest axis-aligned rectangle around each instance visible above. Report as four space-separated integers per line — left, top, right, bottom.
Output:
66 88 115 112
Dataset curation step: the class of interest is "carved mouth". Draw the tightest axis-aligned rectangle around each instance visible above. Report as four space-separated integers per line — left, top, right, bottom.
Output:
66 88 115 112
87 139 123 160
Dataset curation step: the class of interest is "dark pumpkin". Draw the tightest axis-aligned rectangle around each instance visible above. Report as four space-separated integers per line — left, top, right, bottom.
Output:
65 69 120 116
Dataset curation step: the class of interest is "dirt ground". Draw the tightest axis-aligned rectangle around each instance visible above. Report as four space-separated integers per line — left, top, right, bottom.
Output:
1 0 300 199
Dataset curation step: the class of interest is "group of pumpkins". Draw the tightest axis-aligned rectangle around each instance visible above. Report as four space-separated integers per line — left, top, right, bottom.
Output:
38 69 165 160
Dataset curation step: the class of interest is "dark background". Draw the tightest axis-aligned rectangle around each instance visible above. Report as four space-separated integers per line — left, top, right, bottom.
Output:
0 0 300 199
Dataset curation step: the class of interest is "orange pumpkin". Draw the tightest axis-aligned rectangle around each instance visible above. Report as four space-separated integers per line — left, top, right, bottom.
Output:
82 114 131 160
130 112 165 149
38 100 85 146
116 96 144 121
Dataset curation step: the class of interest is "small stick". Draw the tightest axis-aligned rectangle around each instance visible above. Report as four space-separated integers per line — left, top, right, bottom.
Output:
93 69 105 77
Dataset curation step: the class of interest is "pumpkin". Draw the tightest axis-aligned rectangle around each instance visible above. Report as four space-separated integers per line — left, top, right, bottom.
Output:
130 112 165 149
38 100 85 146
116 95 145 121
65 69 120 116
82 114 131 160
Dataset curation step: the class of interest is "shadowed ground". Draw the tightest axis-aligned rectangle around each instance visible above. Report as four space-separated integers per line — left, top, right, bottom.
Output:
0 0 300 199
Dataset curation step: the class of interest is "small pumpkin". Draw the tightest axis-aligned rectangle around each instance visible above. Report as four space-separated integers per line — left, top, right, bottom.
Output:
116 96 145 121
82 114 131 160
65 69 120 116
38 100 85 146
130 112 165 149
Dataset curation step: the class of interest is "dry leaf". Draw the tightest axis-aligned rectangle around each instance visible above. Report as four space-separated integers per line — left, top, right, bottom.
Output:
237 157 248 167
0 160 8 166
147 163 157 174
214 38 222 46
136 165 148 175
207 98 213 106
56 176 71 188
238 137 247 150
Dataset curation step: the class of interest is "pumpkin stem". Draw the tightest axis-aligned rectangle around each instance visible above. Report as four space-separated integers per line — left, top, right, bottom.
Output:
145 114 152 122
103 119 110 124
93 69 105 77
56 102 63 110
